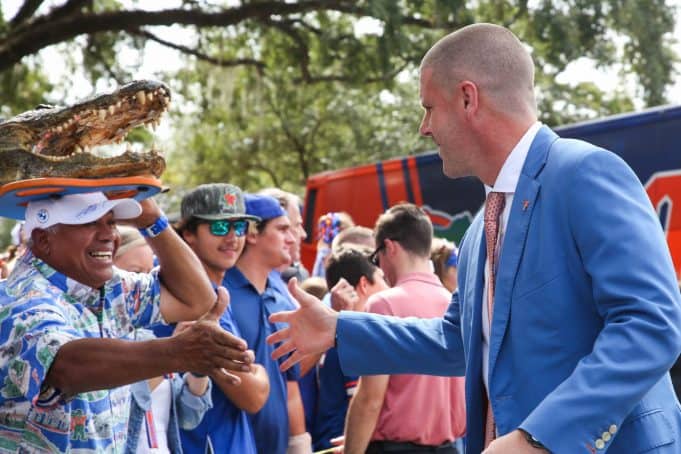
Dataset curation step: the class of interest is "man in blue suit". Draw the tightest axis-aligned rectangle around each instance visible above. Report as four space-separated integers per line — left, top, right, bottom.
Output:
268 23 681 453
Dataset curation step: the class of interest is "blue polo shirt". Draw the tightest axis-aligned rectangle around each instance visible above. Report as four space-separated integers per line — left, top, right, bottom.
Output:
152 290 256 454
269 273 319 435
225 268 301 454
313 346 358 450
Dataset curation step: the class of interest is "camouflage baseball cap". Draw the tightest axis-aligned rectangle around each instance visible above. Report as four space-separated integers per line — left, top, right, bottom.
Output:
181 183 261 222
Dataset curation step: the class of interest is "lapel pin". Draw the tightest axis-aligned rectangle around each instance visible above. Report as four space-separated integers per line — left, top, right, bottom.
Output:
522 200 530 211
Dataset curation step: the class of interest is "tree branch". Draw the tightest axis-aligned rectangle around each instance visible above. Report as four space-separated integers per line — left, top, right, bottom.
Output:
129 29 265 72
0 1 358 72
266 93 311 179
50 0 93 20
8 0 45 28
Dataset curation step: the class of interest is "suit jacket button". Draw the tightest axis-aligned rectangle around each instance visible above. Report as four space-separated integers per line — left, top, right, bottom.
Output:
595 439 605 449
609 424 617 434
602 432 611 442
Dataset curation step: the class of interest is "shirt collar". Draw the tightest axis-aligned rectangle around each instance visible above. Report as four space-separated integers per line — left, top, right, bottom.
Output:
226 266 251 289
12 250 102 306
227 266 278 296
394 271 443 287
485 121 542 195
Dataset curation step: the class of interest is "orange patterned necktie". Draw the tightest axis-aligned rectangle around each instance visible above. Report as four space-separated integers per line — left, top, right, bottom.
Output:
483 191 506 448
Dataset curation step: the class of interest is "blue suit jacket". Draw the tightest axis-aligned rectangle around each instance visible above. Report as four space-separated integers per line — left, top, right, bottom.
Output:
336 126 681 453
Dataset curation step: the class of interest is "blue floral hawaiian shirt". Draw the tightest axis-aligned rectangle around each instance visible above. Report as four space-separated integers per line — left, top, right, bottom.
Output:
0 251 165 453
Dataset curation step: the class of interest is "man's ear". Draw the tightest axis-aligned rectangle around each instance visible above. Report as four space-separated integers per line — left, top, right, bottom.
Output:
460 80 479 113
356 276 369 299
245 230 259 246
31 229 50 257
181 228 196 247
385 238 399 257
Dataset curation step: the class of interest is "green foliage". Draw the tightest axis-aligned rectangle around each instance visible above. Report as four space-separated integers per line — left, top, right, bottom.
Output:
0 0 677 195
0 219 16 252
0 63 53 118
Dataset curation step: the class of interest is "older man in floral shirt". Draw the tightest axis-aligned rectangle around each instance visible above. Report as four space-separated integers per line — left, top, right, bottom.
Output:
0 192 254 453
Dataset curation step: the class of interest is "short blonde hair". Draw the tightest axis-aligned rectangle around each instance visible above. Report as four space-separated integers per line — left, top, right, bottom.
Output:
421 23 536 117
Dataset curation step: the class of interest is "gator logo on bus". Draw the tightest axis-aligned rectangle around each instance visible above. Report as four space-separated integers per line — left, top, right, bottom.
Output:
645 169 681 278
421 205 473 244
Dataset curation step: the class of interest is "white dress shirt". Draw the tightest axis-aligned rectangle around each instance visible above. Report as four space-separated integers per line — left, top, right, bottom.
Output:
481 122 542 394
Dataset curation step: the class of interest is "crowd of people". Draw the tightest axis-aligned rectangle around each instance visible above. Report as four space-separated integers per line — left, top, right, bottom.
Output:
2 22 681 454
0 182 465 454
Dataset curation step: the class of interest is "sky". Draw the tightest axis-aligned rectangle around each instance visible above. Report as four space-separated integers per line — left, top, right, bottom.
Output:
2 1 680 114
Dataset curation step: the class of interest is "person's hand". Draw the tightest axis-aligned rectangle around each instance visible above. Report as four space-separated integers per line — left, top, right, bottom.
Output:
482 430 548 453
267 278 339 371
171 287 254 383
130 197 163 229
330 278 358 312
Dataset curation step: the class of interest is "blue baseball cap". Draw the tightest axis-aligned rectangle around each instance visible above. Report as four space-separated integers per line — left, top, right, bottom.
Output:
245 194 286 221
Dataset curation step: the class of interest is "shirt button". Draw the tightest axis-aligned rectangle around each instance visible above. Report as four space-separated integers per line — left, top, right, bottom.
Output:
602 432 611 442
595 439 605 450
609 424 618 434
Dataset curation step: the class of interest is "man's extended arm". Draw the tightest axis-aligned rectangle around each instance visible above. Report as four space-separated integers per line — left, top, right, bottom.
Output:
267 280 466 378
131 198 215 323
343 375 389 454
45 288 254 396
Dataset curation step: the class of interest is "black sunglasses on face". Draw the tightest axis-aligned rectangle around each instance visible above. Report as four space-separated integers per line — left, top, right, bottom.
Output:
209 219 249 237
369 242 387 267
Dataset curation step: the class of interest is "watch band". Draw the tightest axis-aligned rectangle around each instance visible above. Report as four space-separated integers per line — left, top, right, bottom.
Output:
139 214 169 238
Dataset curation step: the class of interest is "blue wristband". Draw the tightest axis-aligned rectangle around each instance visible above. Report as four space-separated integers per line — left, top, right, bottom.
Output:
139 215 169 238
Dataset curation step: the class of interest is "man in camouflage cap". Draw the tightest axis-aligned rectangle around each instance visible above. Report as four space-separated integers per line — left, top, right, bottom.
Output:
171 183 269 454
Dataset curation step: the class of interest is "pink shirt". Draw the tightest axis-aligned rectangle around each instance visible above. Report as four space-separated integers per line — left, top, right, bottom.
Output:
366 272 466 445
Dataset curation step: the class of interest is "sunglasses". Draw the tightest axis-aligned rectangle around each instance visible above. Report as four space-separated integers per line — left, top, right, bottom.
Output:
209 219 249 237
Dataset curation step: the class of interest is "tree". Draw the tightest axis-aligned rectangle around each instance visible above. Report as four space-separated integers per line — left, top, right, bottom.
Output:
0 1 675 110
163 62 427 192
0 0 677 193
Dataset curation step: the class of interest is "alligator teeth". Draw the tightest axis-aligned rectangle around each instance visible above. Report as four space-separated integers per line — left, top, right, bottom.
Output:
108 105 115 115
162 96 170 106
136 90 146 105
75 145 83 154
98 109 107 120
56 125 63 133
84 145 91 154
116 101 122 109
147 92 154 101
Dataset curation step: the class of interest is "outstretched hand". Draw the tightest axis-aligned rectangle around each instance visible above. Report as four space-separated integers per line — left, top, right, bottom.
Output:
173 286 255 383
267 278 339 371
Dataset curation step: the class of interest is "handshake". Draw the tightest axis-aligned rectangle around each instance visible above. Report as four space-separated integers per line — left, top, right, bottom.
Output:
170 287 255 384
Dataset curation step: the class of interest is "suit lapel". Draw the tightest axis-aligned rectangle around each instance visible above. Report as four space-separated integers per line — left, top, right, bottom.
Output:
462 212 487 453
487 126 558 383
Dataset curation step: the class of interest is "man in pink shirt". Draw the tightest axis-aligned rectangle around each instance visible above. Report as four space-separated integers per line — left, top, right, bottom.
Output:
343 203 466 454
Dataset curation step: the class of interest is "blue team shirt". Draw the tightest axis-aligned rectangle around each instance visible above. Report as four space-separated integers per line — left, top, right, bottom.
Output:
270 274 319 437
152 288 256 454
225 268 300 454
313 346 358 450
179 304 257 454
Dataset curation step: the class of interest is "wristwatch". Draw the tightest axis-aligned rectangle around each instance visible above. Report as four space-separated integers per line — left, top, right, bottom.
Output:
139 214 169 238
519 429 548 451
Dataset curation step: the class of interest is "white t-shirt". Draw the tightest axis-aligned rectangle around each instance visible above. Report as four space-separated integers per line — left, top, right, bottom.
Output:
135 378 172 454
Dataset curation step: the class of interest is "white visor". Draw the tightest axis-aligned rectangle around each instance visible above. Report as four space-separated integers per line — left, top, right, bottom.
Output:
24 192 142 238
